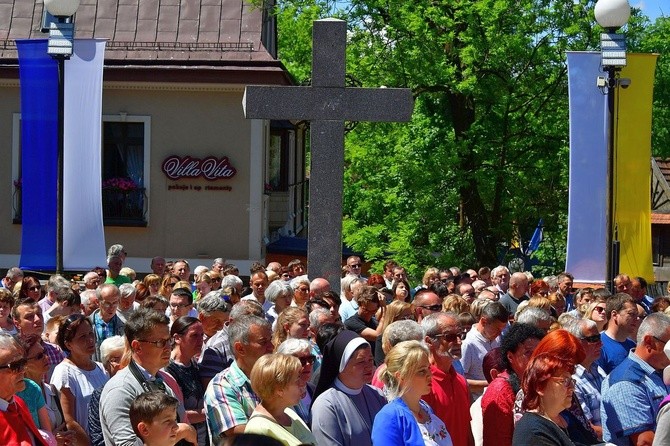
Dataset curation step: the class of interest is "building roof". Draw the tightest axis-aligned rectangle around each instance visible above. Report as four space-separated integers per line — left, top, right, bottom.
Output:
656 158 670 184
0 0 291 84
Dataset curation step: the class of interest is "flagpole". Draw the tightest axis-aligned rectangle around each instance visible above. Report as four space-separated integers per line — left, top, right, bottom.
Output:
56 57 64 274
44 0 79 274
594 0 629 292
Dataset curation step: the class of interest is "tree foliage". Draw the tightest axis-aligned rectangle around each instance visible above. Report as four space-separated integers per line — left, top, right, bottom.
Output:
274 0 669 280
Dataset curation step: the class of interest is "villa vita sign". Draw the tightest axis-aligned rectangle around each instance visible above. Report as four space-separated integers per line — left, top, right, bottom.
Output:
162 155 237 181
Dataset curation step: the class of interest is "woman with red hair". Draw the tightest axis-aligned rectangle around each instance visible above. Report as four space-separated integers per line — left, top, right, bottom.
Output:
514 329 600 445
513 353 577 446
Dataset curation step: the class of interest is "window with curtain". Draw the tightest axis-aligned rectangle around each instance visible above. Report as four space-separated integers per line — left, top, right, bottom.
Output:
102 120 148 226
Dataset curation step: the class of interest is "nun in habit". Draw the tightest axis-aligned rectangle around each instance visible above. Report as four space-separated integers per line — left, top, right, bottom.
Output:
311 330 387 446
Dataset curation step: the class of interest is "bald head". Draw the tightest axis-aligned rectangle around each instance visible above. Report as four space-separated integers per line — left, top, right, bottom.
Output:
509 272 529 298
310 277 330 297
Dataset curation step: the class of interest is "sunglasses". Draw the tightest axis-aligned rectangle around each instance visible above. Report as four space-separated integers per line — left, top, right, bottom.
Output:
297 355 316 366
593 306 607 313
350 264 362 268
0 358 28 373
419 304 442 312
433 332 460 343
28 286 41 292
137 338 174 349
582 334 601 343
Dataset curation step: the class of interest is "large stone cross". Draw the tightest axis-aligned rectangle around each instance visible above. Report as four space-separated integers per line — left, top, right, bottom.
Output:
243 18 413 290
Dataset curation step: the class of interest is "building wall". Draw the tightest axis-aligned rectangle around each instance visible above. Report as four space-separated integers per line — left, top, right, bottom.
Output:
0 81 267 270
0 83 22 258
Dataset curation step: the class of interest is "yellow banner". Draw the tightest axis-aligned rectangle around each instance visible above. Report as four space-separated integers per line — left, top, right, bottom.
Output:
614 53 658 283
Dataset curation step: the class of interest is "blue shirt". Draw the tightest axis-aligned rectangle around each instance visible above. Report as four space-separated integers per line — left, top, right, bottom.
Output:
596 332 635 374
601 351 669 445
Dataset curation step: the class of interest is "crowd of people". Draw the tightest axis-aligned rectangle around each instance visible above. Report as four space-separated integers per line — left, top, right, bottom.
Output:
1 246 670 446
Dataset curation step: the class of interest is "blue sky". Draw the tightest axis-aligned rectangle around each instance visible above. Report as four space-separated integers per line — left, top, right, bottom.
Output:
634 0 665 21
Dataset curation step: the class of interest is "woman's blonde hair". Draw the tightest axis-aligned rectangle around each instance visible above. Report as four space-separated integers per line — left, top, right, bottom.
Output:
443 294 469 314
378 340 429 400
381 300 413 329
272 307 308 348
527 296 552 312
250 353 302 402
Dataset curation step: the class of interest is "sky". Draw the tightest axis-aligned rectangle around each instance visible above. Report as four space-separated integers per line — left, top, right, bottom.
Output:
634 0 665 21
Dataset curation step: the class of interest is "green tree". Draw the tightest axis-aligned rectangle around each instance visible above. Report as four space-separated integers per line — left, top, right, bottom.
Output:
637 16 670 157
274 0 659 279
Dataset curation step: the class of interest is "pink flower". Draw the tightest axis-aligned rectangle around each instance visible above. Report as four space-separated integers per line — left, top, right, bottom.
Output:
103 177 138 191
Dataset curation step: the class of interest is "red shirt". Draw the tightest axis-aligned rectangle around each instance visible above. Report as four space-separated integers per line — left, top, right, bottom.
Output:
423 364 472 446
481 371 516 446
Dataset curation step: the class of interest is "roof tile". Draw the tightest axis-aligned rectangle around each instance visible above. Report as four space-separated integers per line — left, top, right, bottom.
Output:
12 1 34 19
76 5 97 33
199 5 220 35
180 1 200 21
156 30 176 43
0 4 14 32
114 30 137 41
177 20 198 42
138 0 158 21
8 17 32 39
135 19 157 41
116 4 139 32
157 5 179 32
97 1 118 20
93 18 117 39
197 31 219 43
221 2 241 20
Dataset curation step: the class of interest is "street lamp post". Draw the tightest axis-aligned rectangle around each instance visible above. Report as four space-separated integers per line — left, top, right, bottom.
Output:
594 0 630 293
43 0 79 274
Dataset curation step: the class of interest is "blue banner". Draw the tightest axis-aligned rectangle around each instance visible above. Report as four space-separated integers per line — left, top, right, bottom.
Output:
17 40 58 270
565 52 608 283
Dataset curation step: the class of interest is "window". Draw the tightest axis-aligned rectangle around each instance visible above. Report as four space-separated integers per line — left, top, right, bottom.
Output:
11 114 151 226
268 130 288 191
101 115 151 226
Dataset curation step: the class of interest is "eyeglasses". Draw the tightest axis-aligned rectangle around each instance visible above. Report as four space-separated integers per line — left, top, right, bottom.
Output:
582 334 601 344
137 338 174 349
297 355 316 366
653 336 669 345
0 358 27 373
101 300 119 308
170 302 191 309
552 376 576 388
419 304 442 312
27 352 45 361
212 278 222 283
432 332 461 343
